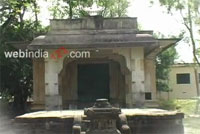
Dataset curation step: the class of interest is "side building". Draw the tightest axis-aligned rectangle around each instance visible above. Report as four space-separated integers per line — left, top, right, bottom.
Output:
158 63 200 100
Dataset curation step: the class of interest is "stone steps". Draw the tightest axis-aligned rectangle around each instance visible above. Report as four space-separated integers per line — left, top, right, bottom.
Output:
144 100 159 108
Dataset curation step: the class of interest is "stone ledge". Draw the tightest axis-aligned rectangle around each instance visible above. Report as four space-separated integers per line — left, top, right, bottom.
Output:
15 109 183 121
14 109 184 134
50 17 138 30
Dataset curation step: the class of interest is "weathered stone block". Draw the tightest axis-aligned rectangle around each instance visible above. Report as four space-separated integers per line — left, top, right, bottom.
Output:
45 95 62 110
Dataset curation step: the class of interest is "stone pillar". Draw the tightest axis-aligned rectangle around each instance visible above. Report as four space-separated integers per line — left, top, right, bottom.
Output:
125 74 132 107
113 48 132 107
32 58 45 110
45 57 62 110
113 48 145 107
144 59 156 100
130 47 145 107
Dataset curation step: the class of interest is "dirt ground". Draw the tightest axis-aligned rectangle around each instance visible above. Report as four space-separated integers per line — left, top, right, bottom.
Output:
0 114 15 134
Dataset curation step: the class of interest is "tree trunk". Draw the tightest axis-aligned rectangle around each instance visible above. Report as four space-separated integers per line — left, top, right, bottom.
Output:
69 0 73 19
187 4 200 65
33 0 38 28
194 68 200 96
194 67 200 114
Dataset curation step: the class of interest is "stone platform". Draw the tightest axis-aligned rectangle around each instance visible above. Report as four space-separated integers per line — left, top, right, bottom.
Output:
14 109 184 134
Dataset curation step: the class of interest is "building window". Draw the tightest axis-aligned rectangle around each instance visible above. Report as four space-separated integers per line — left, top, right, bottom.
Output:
176 73 190 84
145 92 152 100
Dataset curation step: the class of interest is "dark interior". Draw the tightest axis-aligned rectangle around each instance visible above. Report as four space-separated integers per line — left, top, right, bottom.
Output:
78 63 110 103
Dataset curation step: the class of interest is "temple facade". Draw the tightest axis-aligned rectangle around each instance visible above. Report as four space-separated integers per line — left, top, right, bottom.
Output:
28 16 178 110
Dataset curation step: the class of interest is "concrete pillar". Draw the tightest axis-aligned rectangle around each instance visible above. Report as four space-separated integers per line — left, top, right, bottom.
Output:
130 47 145 107
44 57 62 110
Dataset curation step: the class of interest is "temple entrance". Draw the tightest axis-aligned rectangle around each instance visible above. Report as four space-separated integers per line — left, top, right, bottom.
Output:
59 58 127 109
78 63 110 103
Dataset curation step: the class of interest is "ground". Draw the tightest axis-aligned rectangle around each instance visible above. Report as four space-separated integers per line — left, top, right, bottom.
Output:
178 100 200 134
159 99 200 134
0 113 199 134
0 99 200 134
0 114 15 134
184 117 200 134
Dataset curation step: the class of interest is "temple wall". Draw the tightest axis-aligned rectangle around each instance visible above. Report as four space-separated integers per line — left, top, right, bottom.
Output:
113 47 145 107
32 47 156 110
144 59 157 101
28 16 163 110
59 60 78 109
109 61 126 106
32 58 45 110
44 50 65 110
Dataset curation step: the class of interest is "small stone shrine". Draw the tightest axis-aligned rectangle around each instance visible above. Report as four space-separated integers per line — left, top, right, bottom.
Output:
14 16 184 134
28 16 180 110
73 99 130 134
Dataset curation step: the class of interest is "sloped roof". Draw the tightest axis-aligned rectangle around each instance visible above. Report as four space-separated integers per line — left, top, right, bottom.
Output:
27 16 179 58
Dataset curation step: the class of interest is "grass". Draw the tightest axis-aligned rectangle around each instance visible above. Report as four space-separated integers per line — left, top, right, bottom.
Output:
174 99 198 115
158 99 199 115
159 99 200 134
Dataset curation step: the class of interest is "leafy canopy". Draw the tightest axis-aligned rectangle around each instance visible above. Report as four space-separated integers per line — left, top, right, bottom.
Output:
151 0 200 64
0 0 47 115
49 0 129 19
156 46 178 91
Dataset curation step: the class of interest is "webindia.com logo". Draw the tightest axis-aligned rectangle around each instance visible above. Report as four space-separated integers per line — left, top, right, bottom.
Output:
4 47 91 59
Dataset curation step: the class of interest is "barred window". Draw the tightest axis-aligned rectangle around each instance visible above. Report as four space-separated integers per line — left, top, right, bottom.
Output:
176 73 190 84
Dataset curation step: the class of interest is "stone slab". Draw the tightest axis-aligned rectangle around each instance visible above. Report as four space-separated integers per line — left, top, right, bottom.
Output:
14 109 184 134
15 109 181 120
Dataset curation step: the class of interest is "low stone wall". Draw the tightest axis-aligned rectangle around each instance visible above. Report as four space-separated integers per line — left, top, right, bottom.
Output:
14 118 73 134
14 109 184 134
127 114 184 134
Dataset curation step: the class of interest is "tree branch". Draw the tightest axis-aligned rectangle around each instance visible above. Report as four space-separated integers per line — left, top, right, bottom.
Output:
180 5 200 66
0 6 9 12
188 4 200 66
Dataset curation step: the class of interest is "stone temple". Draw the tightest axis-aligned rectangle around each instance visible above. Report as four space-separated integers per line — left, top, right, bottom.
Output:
15 16 184 134
28 16 179 111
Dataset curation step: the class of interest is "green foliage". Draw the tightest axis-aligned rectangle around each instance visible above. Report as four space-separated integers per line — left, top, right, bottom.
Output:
151 0 200 64
48 0 129 19
0 0 129 115
97 0 129 17
159 99 199 115
49 0 93 19
159 99 177 110
175 99 198 115
156 46 178 91
158 0 200 12
158 0 200 29
0 0 46 114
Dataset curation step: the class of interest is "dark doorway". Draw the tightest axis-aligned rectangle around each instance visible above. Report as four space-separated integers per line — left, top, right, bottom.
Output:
78 63 110 103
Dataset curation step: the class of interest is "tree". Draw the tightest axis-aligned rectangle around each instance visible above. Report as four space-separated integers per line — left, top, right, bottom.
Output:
49 0 129 19
151 0 200 109
0 0 46 115
151 0 200 65
156 46 178 92
97 0 129 17
49 0 93 19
